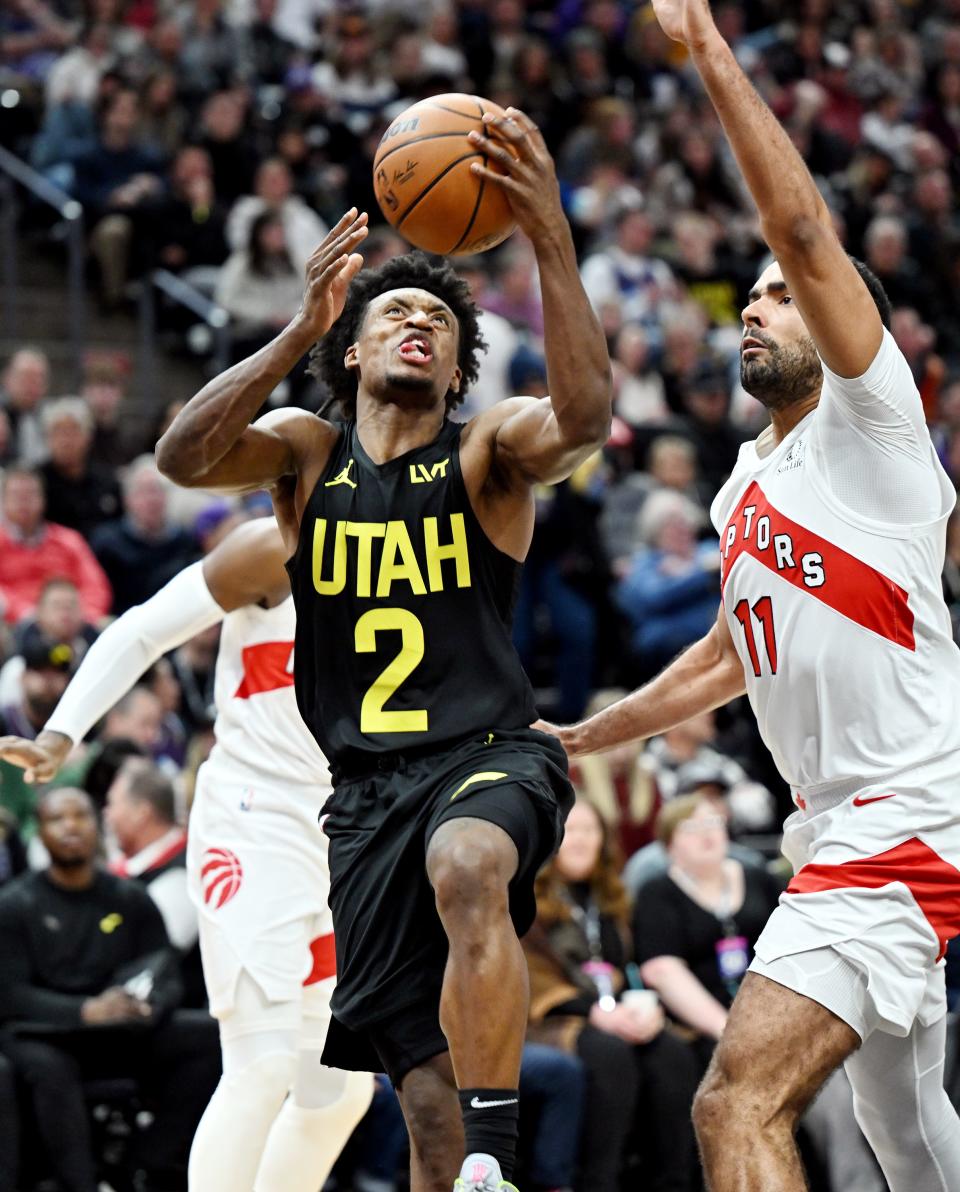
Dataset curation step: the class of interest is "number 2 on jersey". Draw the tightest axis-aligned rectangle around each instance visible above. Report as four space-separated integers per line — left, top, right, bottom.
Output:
733 596 778 676
355 608 428 733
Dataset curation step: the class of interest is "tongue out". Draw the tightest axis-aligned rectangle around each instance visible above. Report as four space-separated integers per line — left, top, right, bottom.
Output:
399 341 432 363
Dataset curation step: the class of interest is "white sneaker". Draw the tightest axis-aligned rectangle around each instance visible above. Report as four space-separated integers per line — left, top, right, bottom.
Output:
452 1153 519 1191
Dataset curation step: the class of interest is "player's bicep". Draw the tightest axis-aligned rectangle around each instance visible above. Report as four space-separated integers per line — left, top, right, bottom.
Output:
772 218 884 380
178 423 297 494
492 396 600 485
707 604 747 701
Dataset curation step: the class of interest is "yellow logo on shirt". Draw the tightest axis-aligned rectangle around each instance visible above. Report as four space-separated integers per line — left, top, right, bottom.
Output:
99 913 123 934
408 458 449 484
324 459 357 489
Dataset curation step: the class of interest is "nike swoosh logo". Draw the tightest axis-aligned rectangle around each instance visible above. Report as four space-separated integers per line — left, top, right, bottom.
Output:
469 1096 519 1109
852 793 897 807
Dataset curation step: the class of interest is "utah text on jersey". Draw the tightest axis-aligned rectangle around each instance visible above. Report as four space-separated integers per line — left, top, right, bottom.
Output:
310 514 471 598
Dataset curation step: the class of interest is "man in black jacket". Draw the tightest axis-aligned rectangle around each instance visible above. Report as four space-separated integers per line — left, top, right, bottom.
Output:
0 787 219 1192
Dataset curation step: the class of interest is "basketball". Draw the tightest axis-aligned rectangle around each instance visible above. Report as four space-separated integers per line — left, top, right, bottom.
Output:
373 94 517 256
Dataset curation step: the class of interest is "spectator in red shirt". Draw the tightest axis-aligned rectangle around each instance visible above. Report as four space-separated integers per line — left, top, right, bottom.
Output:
0 464 112 625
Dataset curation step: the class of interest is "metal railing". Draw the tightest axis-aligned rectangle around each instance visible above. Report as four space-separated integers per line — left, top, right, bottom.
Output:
137 270 231 409
0 144 86 387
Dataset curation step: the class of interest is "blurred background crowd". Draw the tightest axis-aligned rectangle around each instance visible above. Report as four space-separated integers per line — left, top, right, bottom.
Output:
2 0 960 1188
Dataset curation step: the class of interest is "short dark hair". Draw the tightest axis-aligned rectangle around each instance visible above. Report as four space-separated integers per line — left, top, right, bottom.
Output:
848 255 892 329
308 251 486 417
121 758 177 826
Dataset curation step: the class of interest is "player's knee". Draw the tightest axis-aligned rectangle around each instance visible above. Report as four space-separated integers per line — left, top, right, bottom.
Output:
693 1062 798 1146
428 829 513 920
692 1068 737 1143
225 1049 298 1109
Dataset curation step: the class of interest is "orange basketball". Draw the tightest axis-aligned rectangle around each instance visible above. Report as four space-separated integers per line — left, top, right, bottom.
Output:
373 94 517 256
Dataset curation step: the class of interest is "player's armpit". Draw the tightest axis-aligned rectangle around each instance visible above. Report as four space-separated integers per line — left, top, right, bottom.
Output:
765 213 884 381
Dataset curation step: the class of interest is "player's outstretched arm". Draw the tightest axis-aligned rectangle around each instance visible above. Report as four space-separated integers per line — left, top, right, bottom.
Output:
0 520 289 783
156 211 368 492
470 109 612 484
539 604 745 757
656 0 881 378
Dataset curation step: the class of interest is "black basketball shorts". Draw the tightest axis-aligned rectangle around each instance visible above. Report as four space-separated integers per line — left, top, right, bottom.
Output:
318 727 573 1085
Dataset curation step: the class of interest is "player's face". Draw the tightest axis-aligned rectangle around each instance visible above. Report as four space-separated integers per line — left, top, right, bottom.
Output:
739 262 822 411
347 288 462 408
39 790 99 867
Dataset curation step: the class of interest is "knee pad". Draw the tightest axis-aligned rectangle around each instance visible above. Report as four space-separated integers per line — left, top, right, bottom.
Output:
220 1050 299 1114
292 1049 373 1116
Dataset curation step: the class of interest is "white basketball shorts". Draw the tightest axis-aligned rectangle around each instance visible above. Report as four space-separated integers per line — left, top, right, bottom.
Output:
187 761 335 1014
750 751 960 1040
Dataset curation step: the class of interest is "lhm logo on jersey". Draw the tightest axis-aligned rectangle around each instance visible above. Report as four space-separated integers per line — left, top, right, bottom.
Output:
201 847 243 908
233 640 295 699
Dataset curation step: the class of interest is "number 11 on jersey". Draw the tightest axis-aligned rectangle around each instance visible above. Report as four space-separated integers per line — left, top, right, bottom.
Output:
733 596 778 676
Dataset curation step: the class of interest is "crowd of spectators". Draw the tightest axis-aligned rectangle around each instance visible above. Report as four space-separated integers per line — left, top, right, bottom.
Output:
2 0 960 1188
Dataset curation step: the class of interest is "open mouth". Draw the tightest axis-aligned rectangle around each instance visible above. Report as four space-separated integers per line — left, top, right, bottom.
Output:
741 336 769 356
397 334 433 365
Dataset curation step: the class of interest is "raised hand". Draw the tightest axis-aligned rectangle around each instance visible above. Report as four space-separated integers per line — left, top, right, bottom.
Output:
650 0 717 48
468 108 563 247
297 209 369 341
0 730 72 784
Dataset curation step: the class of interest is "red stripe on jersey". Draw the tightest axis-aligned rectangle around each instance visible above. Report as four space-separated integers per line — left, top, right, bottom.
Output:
233 640 295 700
721 481 915 649
304 931 337 985
787 836 960 958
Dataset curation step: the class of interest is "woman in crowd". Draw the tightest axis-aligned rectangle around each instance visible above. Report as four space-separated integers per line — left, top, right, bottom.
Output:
524 796 700 1192
633 794 783 1070
214 209 311 400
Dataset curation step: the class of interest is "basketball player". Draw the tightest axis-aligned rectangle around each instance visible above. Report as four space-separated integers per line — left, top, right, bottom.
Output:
154 108 611 1192
0 516 373 1192
539 2 960 1189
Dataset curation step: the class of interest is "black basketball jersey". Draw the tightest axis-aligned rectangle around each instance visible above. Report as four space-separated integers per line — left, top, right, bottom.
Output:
286 419 538 771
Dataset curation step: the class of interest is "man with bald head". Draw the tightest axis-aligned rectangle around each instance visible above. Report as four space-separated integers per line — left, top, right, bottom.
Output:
0 788 219 1192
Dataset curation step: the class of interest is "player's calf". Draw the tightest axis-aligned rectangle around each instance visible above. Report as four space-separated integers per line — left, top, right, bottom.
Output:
396 1057 463 1192
694 973 859 1191
427 817 527 1183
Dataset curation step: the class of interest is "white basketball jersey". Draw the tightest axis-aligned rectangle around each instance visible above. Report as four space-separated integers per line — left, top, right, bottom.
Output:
711 332 960 790
206 596 332 792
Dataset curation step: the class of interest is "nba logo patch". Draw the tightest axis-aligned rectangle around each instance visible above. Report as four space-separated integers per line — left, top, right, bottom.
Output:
201 847 243 908
239 787 255 812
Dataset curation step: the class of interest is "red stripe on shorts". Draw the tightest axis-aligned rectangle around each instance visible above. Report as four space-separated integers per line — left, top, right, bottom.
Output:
303 932 337 986
787 836 960 959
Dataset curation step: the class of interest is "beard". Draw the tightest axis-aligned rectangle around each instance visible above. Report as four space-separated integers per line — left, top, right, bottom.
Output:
383 369 436 395
740 331 822 411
